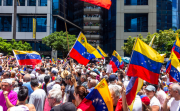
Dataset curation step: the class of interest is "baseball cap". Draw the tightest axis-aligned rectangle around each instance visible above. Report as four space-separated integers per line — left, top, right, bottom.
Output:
145 85 156 92
60 102 76 111
51 70 57 75
52 64 56 67
140 95 150 106
52 84 61 90
55 77 62 83
109 74 116 82
2 79 12 85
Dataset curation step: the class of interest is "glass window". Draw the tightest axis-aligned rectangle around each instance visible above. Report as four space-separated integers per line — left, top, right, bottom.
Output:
19 16 46 32
6 0 13 6
124 13 148 32
0 0 1 6
53 0 59 14
124 0 148 5
40 0 47 6
28 0 36 6
0 16 12 32
17 0 25 6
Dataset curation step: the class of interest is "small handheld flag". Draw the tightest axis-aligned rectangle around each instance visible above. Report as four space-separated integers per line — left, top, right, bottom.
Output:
109 50 122 72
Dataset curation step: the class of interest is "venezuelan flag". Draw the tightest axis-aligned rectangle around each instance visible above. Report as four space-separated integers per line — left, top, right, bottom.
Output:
172 33 180 59
69 32 102 65
126 77 143 111
13 50 42 65
97 46 108 59
127 38 164 85
109 50 122 73
168 52 180 82
77 78 113 111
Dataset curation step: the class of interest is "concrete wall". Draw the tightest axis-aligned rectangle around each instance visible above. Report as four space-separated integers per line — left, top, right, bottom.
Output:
116 0 157 56
0 0 51 40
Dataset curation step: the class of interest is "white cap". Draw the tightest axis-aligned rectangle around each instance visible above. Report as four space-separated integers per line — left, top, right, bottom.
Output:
30 74 35 79
52 84 61 90
90 72 97 77
2 79 12 85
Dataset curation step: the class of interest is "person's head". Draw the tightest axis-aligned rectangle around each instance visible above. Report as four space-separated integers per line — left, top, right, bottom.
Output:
1 79 12 92
50 70 57 77
61 85 65 95
18 86 28 101
3 71 11 79
109 85 121 106
80 74 87 83
109 74 117 85
48 89 62 107
44 76 51 84
145 85 156 99
74 86 89 105
55 77 62 85
90 72 97 79
101 69 106 76
140 95 150 111
87 79 97 89
10 71 16 78
30 79 39 90
65 74 73 85
23 74 31 82
169 83 180 98
39 67 45 74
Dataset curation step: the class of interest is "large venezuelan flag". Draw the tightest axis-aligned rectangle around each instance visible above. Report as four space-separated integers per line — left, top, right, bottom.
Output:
166 33 180 73
77 78 113 111
69 32 102 65
97 46 108 59
172 33 180 59
81 0 111 10
127 38 164 85
109 50 122 73
168 52 180 82
13 50 42 65
126 77 143 111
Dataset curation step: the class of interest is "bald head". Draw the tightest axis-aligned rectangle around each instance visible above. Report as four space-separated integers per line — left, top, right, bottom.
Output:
24 74 31 82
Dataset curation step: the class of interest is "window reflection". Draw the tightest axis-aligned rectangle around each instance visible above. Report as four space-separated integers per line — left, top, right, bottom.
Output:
124 0 148 5
6 0 13 6
124 13 148 32
40 0 47 6
0 16 12 32
17 0 25 6
19 16 47 32
28 0 36 6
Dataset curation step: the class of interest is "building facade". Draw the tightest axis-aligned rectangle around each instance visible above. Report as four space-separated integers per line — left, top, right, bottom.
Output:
106 0 180 57
0 0 81 56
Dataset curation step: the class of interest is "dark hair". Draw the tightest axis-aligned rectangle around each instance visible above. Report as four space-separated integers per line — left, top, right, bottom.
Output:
4 71 11 77
44 76 51 94
30 79 39 87
65 74 72 80
40 67 45 73
75 86 89 100
18 86 28 101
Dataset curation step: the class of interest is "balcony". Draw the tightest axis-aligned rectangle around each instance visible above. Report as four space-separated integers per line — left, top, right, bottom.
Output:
84 9 102 14
83 17 102 22
83 26 101 31
85 34 101 40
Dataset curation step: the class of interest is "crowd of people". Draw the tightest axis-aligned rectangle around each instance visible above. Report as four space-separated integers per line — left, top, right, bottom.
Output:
0 54 179 111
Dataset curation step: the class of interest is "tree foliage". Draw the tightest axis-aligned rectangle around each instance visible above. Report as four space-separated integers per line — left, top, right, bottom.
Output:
0 37 32 55
122 29 180 57
42 31 76 57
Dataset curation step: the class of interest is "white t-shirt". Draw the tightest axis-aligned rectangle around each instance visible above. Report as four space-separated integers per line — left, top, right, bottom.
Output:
150 96 161 111
10 105 29 111
132 95 142 111
28 89 46 111
168 97 180 111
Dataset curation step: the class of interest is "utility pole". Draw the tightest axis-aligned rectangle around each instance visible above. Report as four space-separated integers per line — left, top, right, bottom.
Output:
13 0 17 39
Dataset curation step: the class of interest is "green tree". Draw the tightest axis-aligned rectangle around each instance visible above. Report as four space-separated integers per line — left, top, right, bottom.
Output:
42 31 76 57
122 29 179 57
0 38 32 55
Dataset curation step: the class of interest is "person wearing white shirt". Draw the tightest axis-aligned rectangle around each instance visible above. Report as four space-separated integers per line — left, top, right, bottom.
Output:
145 85 161 111
163 83 180 111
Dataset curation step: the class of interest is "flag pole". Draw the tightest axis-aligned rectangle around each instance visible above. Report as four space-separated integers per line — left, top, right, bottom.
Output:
125 37 138 75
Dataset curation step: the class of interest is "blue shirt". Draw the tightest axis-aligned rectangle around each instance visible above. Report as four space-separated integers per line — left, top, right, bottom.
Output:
23 82 34 96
